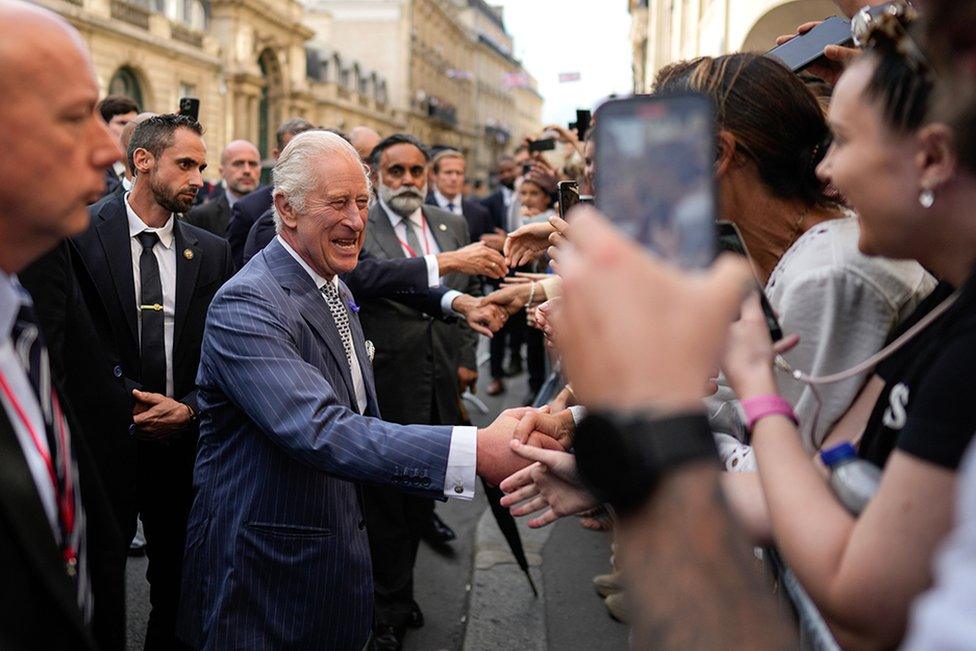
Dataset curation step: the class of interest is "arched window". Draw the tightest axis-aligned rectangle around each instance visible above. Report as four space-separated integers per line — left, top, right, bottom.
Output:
108 67 144 109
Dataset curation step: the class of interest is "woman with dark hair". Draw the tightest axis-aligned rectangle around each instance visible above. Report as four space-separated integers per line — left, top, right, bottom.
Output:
720 7 976 647
655 53 934 455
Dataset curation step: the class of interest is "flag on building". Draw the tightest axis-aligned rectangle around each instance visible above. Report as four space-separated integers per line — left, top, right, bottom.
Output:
502 72 531 89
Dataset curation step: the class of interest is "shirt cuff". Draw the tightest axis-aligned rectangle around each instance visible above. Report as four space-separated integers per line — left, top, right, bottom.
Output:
444 426 477 500
423 254 440 288
441 289 462 317
568 405 587 426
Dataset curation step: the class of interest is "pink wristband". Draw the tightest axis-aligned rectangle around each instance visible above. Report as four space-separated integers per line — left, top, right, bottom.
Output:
741 395 797 432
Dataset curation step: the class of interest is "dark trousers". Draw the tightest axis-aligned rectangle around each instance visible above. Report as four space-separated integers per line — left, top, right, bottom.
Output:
136 437 196 651
525 326 546 395
365 401 442 629
363 486 434 628
490 311 526 379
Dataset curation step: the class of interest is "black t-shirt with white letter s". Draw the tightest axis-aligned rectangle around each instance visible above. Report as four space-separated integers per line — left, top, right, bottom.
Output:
858 274 976 470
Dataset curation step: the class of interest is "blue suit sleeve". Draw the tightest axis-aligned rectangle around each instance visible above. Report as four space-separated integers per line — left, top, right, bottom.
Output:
199 282 453 495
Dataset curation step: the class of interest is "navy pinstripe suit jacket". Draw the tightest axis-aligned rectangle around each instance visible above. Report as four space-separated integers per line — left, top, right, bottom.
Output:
177 237 455 650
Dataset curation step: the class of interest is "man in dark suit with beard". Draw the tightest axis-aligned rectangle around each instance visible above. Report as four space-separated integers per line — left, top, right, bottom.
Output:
360 134 490 650
74 113 234 649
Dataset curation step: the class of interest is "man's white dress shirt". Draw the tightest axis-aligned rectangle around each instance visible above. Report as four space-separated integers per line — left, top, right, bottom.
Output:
0 271 58 533
433 189 463 216
377 197 462 316
124 193 177 398
276 235 476 499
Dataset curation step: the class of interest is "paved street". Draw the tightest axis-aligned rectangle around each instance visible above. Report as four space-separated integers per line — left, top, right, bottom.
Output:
126 349 628 650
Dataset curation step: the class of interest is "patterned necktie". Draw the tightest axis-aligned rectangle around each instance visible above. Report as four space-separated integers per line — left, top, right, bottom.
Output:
11 299 91 621
399 217 424 258
320 282 354 370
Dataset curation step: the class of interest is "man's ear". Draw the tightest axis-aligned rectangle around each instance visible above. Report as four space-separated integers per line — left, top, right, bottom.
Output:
132 148 154 176
916 123 958 194
273 193 299 230
715 131 738 180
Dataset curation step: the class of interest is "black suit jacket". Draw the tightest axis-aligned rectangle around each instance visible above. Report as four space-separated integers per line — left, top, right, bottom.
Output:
359 204 479 425
0 383 125 650
74 194 235 424
480 188 510 232
226 184 273 269
244 207 453 317
101 167 122 201
426 192 494 242
184 189 230 237
19 242 138 540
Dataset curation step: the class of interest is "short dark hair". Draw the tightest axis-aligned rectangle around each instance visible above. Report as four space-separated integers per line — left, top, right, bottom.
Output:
128 113 204 175
98 95 139 123
276 118 316 151
368 133 430 169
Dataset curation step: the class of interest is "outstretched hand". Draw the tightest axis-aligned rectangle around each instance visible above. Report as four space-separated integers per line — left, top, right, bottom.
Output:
499 440 597 528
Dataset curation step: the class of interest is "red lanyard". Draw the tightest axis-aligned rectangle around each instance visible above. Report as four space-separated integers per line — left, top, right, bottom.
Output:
396 214 431 257
0 370 77 568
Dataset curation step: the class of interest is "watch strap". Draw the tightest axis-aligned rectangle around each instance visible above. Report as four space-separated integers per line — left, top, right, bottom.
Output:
574 411 717 516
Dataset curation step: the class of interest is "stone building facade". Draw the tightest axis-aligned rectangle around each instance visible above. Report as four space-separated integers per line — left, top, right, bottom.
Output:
35 0 542 184
629 0 841 92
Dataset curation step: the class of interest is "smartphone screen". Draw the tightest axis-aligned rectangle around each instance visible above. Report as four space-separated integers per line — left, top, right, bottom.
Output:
595 93 717 268
557 180 580 219
765 16 853 72
716 221 784 341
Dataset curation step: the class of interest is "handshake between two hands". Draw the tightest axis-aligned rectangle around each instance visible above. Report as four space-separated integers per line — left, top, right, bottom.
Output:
476 405 596 530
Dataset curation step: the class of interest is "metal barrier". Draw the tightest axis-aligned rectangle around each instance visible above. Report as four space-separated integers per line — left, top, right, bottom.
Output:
766 548 841 651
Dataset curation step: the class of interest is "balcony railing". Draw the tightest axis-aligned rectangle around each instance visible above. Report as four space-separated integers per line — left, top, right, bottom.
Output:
111 0 150 29
171 23 204 48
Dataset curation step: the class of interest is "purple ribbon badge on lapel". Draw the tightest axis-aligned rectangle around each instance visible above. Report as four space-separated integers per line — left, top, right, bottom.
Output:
347 299 360 314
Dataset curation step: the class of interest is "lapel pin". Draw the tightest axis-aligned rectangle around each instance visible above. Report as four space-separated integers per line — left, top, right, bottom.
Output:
438 224 447 231
183 249 194 260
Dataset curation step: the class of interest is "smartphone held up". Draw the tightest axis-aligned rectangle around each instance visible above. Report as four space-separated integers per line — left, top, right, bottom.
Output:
594 93 718 268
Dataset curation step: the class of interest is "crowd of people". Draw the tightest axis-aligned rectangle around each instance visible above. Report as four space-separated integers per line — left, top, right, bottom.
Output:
3 0 976 649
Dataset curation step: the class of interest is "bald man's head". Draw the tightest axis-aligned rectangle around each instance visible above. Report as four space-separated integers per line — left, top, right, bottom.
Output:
219 139 261 197
349 126 382 163
121 112 156 179
0 1 120 272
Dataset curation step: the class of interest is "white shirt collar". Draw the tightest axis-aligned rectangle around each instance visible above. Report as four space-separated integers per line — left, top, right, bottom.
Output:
124 192 175 249
112 161 125 178
379 196 423 229
275 235 339 291
501 185 513 205
224 186 240 209
433 188 459 210
122 176 133 192
0 269 25 342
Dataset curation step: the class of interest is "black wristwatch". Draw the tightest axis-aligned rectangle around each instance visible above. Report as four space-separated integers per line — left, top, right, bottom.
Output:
574 411 717 516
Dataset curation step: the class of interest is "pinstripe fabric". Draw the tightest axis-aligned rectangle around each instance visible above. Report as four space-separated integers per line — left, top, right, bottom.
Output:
176 238 454 650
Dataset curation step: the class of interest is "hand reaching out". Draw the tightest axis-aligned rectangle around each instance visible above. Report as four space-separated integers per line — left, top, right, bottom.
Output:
438 241 509 279
499 440 598 528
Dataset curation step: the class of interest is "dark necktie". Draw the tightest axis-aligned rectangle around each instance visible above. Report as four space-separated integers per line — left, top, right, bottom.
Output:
11 300 91 620
400 217 424 258
449 202 459 215
137 231 166 394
